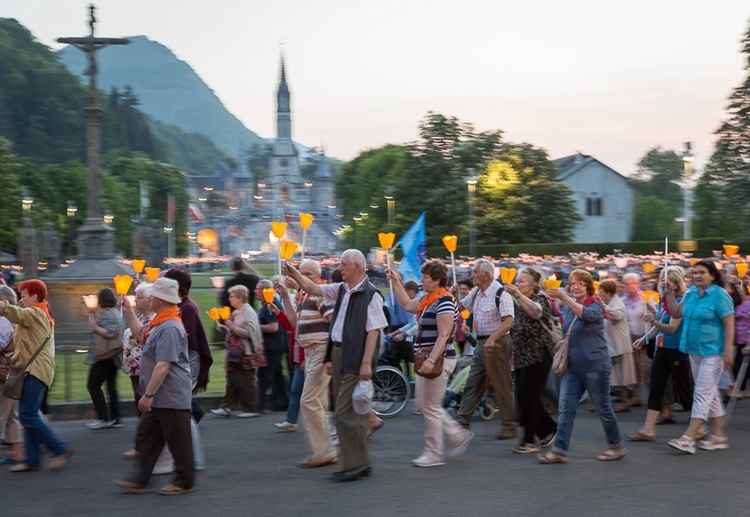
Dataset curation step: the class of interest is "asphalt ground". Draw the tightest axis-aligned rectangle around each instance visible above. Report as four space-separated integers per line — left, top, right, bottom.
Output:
3 397 750 517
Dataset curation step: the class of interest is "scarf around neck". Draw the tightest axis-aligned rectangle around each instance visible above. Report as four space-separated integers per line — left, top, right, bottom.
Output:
417 287 453 320
140 305 182 345
33 301 55 327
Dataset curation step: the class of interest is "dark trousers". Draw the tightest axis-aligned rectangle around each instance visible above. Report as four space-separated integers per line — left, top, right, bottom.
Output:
648 347 692 412
515 354 558 444
87 359 120 422
220 368 259 412
132 408 194 489
259 349 290 410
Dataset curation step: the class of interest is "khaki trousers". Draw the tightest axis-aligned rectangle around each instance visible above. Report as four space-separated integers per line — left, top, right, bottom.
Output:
300 344 335 460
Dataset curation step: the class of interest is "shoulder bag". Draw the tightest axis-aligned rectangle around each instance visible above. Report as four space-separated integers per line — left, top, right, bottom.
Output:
539 298 564 354
93 331 123 361
552 316 577 376
413 325 444 380
3 333 51 400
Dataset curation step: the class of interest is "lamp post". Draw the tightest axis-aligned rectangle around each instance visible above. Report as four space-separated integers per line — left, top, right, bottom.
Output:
465 168 478 257
22 191 34 213
67 201 77 258
384 193 395 225
103 209 114 225
682 142 693 240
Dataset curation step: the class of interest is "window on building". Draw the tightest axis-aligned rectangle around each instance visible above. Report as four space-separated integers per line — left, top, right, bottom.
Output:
586 197 602 216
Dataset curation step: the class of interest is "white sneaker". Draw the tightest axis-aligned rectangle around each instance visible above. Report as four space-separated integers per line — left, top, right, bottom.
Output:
412 454 445 468
235 412 260 418
274 421 298 431
86 420 109 430
210 408 230 417
448 430 474 458
107 419 124 428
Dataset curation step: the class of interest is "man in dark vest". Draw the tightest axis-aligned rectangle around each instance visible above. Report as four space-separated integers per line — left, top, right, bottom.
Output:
284 249 387 482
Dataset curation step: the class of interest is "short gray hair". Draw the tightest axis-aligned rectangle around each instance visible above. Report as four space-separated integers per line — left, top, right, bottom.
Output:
474 258 495 278
228 284 249 302
258 279 274 289
135 282 152 294
300 259 321 276
341 249 366 270
0 285 17 306
622 272 641 283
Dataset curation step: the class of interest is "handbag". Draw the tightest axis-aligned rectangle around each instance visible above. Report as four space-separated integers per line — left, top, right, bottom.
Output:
413 326 444 380
539 306 564 356
225 334 246 364
3 333 51 400
226 332 267 368
93 332 122 360
552 316 576 376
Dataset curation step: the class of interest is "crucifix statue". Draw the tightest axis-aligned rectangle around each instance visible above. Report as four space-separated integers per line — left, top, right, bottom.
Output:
57 5 129 259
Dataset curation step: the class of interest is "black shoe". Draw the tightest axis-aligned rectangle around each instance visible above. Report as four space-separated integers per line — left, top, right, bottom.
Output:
332 466 372 482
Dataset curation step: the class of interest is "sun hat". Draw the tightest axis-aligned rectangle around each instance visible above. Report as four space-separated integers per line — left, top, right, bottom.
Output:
352 380 374 415
148 277 181 304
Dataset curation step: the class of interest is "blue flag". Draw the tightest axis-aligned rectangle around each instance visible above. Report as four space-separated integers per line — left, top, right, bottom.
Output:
396 212 427 283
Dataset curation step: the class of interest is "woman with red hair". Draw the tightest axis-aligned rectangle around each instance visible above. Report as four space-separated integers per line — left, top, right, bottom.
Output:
0 279 72 472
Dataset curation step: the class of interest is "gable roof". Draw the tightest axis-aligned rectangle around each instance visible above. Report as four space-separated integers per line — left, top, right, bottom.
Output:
553 152 629 182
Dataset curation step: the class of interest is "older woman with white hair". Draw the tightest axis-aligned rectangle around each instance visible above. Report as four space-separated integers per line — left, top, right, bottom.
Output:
0 286 23 465
212 285 264 417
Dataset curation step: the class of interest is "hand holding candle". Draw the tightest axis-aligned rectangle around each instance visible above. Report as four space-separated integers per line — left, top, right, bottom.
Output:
442 235 458 288
379 232 397 306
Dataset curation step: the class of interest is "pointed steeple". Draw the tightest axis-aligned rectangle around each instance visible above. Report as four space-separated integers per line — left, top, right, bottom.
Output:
276 51 291 140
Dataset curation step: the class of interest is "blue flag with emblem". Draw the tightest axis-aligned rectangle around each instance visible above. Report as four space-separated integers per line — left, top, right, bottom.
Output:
395 212 427 284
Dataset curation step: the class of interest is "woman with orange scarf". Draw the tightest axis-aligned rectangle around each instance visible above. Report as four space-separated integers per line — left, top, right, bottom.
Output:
0 279 72 472
387 260 472 467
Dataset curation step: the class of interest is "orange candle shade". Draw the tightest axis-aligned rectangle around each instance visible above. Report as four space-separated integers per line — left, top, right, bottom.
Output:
280 240 298 260
460 309 471 321
218 306 232 320
543 278 562 292
262 288 276 304
271 221 287 239
593 281 600 295
442 235 458 253
641 290 660 305
131 259 146 274
643 263 654 273
378 232 396 250
724 244 739 258
206 308 220 321
113 275 134 295
737 262 748 278
299 213 315 230
82 295 99 309
145 267 160 283
500 267 516 285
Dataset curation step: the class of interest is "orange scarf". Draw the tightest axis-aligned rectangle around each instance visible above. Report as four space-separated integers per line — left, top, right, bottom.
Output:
140 305 182 345
34 301 55 327
417 287 453 320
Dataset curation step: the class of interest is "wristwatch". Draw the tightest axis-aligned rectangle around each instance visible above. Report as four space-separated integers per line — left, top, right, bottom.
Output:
144 392 155 398
426 357 436 364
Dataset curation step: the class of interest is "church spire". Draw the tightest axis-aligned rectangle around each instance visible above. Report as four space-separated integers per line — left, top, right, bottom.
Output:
276 52 291 141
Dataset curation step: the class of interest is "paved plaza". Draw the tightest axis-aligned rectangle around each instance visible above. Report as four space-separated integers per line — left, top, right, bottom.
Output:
4 397 749 516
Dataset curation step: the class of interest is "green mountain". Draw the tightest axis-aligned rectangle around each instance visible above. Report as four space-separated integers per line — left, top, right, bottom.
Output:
58 35 265 159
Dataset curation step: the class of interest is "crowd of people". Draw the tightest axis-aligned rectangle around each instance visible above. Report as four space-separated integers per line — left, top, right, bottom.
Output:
0 248 746 493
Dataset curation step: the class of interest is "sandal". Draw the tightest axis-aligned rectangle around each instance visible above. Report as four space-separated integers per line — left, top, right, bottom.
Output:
538 450 568 464
628 431 654 442
597 444 628 461
667 435 695 454
158 484 196 496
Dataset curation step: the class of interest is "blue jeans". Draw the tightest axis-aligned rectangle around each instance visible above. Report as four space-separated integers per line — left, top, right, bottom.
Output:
552 366 622 454
19 375 69 468
286 366 305 424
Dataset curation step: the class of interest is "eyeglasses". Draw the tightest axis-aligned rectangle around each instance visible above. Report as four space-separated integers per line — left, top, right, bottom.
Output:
568 282 586 288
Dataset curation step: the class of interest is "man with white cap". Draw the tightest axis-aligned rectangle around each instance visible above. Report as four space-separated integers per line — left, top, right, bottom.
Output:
113 277 195 495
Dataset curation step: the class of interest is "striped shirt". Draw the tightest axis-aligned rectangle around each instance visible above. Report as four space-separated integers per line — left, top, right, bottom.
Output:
416 295 458 355
296 293 333 348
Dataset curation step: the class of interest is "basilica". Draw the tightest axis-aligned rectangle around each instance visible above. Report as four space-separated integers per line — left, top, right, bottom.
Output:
187 56 340 257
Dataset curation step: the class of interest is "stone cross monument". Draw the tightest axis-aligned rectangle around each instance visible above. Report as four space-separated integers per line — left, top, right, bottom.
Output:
57 4 129 259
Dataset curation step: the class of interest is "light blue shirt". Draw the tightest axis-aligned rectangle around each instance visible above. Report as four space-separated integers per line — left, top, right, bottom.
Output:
679 285 734 357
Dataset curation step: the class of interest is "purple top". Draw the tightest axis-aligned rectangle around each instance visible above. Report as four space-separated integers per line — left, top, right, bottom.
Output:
735 299 750 345
178 296 213 391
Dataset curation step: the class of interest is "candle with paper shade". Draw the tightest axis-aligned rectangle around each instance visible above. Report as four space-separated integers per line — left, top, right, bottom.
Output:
299 213 314 260
132 259 146 277
724 244 739 259
641 290 660 345
542 276 562 292
500 267 517 285
379 232 397 305
206 308 221 322
593 281 600 295
442 235 459 287
664 237 668 270
82 295 99 309
262 288 276 304
271 221 288 277
218 306 232 320
113 275 134 296
145 267 160 283
280 241 298 260
737 262 748 278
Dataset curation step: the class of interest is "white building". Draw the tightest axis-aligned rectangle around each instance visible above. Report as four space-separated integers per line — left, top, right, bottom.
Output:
553 152 633 243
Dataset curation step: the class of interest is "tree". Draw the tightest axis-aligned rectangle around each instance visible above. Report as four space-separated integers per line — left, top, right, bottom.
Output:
693 20 750 237
0 138 24 252
632 194 682 241
630 147 684 207
475 144 580 243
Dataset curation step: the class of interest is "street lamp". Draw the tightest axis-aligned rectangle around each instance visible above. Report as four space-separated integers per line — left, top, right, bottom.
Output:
103 210 114 225
465 168 478 257
22 191 34 212
682 142 694 240
67 201 77 259
384 187 395 225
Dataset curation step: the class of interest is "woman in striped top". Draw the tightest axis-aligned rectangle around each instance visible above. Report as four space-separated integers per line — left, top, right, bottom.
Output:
387 260 474 467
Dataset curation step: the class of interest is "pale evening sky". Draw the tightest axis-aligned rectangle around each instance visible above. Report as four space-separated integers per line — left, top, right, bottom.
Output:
3 0 749 175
